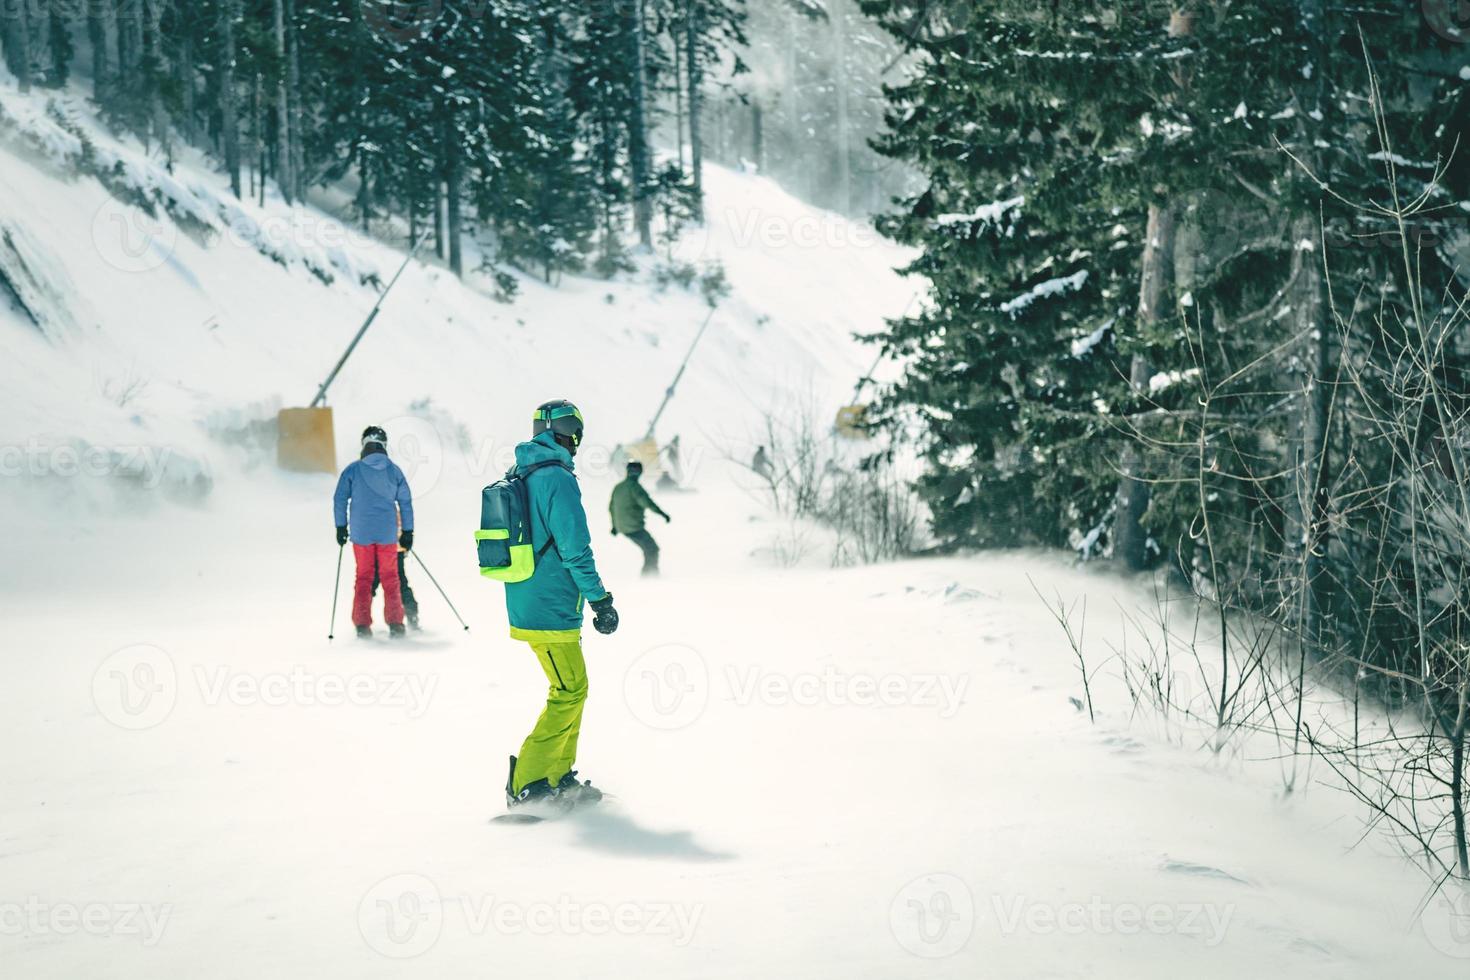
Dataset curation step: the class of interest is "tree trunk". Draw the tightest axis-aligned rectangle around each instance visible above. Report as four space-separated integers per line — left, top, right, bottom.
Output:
87 2 111 105
1111 8 1192 570
785 6 801 196
272 0 293 203
684 0 704 219
144 0 168 153
177 31 194 143
443 112 463 278
253 72 265 205
286 0 305 200
672 23 685 171
832 0 851 213
46 3 71 89
752 99 763 172
1113 203 1176 569
117 0 141 75
433 180 445 260
2 0 33 93
220 0 241 199
627 0 654 246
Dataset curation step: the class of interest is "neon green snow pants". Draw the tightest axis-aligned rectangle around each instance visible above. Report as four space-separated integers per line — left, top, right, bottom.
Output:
512 640 588 794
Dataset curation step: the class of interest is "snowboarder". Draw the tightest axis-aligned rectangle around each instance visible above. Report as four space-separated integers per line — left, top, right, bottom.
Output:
503 400 619 811
753 445 774 480
333 425 414 640
609 460 670 576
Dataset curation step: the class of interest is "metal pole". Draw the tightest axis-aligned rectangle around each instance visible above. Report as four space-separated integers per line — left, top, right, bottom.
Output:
328 543 345 640
645 304 719 441
411 551 470 632
309 234 427 408
849 291 920 404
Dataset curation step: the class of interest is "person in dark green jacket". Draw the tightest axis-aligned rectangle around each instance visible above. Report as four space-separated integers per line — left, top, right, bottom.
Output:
609 460 670 576
502 400 619 812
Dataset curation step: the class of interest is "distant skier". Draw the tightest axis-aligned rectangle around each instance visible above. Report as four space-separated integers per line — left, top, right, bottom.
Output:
656 435 683 491
752 445 774 480
333 425 414 640
609 460 670 576
503 400 618 811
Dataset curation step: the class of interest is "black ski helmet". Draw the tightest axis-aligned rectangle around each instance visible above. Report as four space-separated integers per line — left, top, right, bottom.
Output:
627 460 644 477
533 400 585 454
361 425 388 448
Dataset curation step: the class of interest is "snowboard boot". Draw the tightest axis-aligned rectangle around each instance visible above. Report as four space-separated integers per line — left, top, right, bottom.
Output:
355 625 373 640
389 623 407 639
504 756 568 811
557 770 604 806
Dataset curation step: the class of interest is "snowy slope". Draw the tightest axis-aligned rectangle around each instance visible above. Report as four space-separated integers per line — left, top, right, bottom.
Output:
0 86 906 501
1 87 1466 979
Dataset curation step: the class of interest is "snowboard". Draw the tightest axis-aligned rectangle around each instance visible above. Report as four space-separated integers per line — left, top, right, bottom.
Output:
490 794 610 825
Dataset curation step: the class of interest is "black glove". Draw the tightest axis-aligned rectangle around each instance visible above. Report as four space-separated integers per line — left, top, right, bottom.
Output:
610 527 619 537
336 526 349 546
590 594 619 635
661 512 672 523
399 529 414 551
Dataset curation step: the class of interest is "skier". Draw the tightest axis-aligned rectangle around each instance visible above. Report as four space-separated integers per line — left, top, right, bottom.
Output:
333 425 414 640
503 400 619 810
609 460 670 576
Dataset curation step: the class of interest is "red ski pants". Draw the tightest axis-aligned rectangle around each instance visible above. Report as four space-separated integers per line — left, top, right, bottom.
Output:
353 543 404 627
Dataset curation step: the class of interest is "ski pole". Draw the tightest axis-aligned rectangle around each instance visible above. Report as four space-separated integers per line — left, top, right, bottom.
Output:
410 551 470 632
328 543 345 640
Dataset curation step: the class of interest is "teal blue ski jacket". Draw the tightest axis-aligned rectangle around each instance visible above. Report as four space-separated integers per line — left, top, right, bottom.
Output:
503 432 608 641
